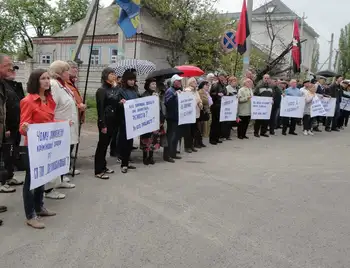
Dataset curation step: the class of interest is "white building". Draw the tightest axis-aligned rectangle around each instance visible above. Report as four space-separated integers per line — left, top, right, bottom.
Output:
32 4 178 69
220 0 319 71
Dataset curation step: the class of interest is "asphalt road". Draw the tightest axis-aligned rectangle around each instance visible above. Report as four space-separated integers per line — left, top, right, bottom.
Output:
1 127 350 268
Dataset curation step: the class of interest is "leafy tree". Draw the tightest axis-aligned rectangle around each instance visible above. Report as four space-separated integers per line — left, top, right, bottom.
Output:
311 43 320 73
0 0 89 58
338 23 350 77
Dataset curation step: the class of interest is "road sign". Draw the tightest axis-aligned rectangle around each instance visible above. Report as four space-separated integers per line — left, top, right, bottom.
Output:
220 29 237 53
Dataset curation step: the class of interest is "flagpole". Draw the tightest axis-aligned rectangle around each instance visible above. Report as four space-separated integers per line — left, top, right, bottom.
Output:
242 0 253 74
233 50 239 76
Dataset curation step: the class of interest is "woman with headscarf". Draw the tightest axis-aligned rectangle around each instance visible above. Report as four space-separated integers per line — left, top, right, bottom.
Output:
20 69 57 229
183 77 203 153
117 70 139 173
237 78 254 139
94 67 120 179
140 79 166 165
196 81 212 147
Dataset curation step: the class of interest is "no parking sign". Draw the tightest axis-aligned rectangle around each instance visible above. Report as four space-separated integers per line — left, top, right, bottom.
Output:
220 29 237 53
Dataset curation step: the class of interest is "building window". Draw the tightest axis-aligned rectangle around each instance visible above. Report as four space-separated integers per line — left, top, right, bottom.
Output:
266 6 275 13
110 49 118 63
41 55 51 64
90 48 100 65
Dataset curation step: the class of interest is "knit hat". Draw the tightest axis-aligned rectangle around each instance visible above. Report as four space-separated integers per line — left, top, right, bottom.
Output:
101 67 115 83
122 70 137 81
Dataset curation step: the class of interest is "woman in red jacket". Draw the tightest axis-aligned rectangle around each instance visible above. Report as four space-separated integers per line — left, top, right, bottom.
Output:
20 69 57 229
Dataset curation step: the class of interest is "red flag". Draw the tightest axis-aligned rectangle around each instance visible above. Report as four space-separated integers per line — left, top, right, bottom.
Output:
235 0 250 55
292 19 301 73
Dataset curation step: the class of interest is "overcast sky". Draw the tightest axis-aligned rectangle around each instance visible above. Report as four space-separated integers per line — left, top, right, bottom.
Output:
101 0 350 69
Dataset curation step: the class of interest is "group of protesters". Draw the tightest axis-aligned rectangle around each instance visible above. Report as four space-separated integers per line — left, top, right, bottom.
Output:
0 53 349 229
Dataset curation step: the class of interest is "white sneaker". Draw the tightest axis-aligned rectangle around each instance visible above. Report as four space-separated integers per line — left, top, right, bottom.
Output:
303 130 308 136
45 190 66 199
0 184 16 193
308 130 314 136
69 169 80 176
57 181 75 189
62 176 70 183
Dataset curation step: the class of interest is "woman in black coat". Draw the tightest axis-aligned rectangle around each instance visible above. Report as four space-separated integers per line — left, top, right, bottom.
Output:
94 67 119 179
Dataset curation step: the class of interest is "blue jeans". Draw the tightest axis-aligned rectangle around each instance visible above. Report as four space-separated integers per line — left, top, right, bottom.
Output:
23 168 44 220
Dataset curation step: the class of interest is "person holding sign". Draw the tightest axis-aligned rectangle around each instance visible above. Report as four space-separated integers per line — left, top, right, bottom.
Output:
303 84 317 136
282 79 303 136
140 79 165 165
20 69 57 229
337 81 350 129
325 75 343 132
253 74 273 138
94 67 120 179
118 70 139 173
164 75 183 162
237 78 254 139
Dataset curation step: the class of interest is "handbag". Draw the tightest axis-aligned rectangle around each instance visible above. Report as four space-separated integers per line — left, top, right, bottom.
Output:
199 109 210 121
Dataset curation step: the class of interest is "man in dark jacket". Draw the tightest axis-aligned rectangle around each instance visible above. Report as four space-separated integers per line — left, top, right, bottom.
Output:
313 76 327 132
269 78 282 135
3 67 25 187
164 74 183 162
325 75 343 132
254 74 274 137
209 72 227 145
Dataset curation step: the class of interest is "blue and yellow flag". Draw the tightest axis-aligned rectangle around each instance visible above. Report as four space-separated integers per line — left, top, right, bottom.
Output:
115 0 140 38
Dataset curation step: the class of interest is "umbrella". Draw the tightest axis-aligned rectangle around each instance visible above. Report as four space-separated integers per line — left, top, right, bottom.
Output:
146 68 184 80
109 59 156 77
316 70 338 78
176 65 205 77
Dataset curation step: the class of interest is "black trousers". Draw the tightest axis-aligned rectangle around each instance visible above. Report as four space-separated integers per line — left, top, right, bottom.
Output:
254 120 268 135
237 116 250 138
118 124 133 168
166 120 180 158
269 108 279 133
326 104 340 130
194 120 204 146
183 124 193 149
110 127 120 157
2 131 21 181
210 108 220 142
94 125 116 174
220 122 232 139
337 110 350 128
282 117 297 134
303 114 313 131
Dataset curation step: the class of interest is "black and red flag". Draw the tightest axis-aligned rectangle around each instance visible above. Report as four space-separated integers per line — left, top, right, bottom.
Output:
292 19 301 73
235 0 250 55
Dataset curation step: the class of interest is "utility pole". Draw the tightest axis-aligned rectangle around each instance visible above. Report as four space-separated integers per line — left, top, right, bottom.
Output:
335 49 341 74
243 0 253 73
328 33 334 70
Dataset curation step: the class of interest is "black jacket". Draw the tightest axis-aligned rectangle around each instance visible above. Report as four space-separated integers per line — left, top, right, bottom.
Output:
96 82 120 129
254 81 274 97
210 82 226 111
117 86 139 125
4 80 24 132
272 86 282 109
325 83 342 103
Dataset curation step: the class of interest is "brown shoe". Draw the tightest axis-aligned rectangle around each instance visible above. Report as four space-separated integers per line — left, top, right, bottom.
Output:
26 217 45 229
36 208 56 217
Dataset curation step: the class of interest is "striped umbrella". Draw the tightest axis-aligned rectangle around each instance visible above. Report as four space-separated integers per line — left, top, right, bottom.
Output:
109 59 156 77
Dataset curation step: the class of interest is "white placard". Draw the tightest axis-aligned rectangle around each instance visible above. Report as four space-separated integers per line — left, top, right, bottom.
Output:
251 96 273 120
340 97 350 112
27 122 71 190
220 96 238 122
124 96 160 140
319 96 336 117
178 92 196 125
280 96 305 118
311 95 326 117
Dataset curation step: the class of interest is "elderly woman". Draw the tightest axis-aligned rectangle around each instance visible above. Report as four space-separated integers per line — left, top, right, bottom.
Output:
237 78 254 139
44 60 78 199
184 77 203 153
197 81 212 147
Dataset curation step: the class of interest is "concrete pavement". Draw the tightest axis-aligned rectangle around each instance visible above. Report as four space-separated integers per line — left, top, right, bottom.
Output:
1 126 350 268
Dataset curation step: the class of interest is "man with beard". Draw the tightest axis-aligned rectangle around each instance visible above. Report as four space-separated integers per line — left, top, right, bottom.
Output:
209 72 227 145
253 74 273 137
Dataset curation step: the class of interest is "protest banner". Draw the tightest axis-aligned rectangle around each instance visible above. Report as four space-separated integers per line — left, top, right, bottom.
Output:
27 121 70 190
311 95 326 117
318 95 336 117
220 96 238 122
124 95 160 140
280 96 305 118
340 97 350 112
251 96 273 120
178 92 196 125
